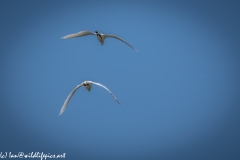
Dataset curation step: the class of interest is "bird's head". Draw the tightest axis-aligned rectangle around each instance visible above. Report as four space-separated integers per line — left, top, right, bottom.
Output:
83 81 92 92
95 31 99 34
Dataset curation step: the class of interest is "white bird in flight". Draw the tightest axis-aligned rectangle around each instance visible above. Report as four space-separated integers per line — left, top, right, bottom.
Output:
62 30 138 51
59 80 121 115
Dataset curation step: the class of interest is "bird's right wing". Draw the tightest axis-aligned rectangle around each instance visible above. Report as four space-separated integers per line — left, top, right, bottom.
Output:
61 31 95 39
88 81 121 105
59 83 84 115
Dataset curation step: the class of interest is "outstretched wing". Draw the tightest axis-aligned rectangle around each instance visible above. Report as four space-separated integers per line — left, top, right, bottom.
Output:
61 31 95 39
88 81 121 105
103 34 138 51
59 83 84 115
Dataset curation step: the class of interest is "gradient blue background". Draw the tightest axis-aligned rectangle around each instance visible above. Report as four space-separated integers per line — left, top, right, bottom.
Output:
1 0 240 159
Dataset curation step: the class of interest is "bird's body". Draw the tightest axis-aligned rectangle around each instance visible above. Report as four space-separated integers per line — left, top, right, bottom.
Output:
96 32 105 45
62 30 138 51
59 80 121 115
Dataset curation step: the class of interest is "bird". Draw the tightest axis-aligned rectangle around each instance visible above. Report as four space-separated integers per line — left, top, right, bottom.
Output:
61 30 138 51
59 80 121 115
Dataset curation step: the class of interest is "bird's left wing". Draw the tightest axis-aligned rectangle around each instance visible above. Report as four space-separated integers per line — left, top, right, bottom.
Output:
103 34 138 51
61 31 95 39
88 81 121 105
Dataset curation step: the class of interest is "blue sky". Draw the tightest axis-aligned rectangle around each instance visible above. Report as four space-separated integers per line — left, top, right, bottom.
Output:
1 0 240 160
